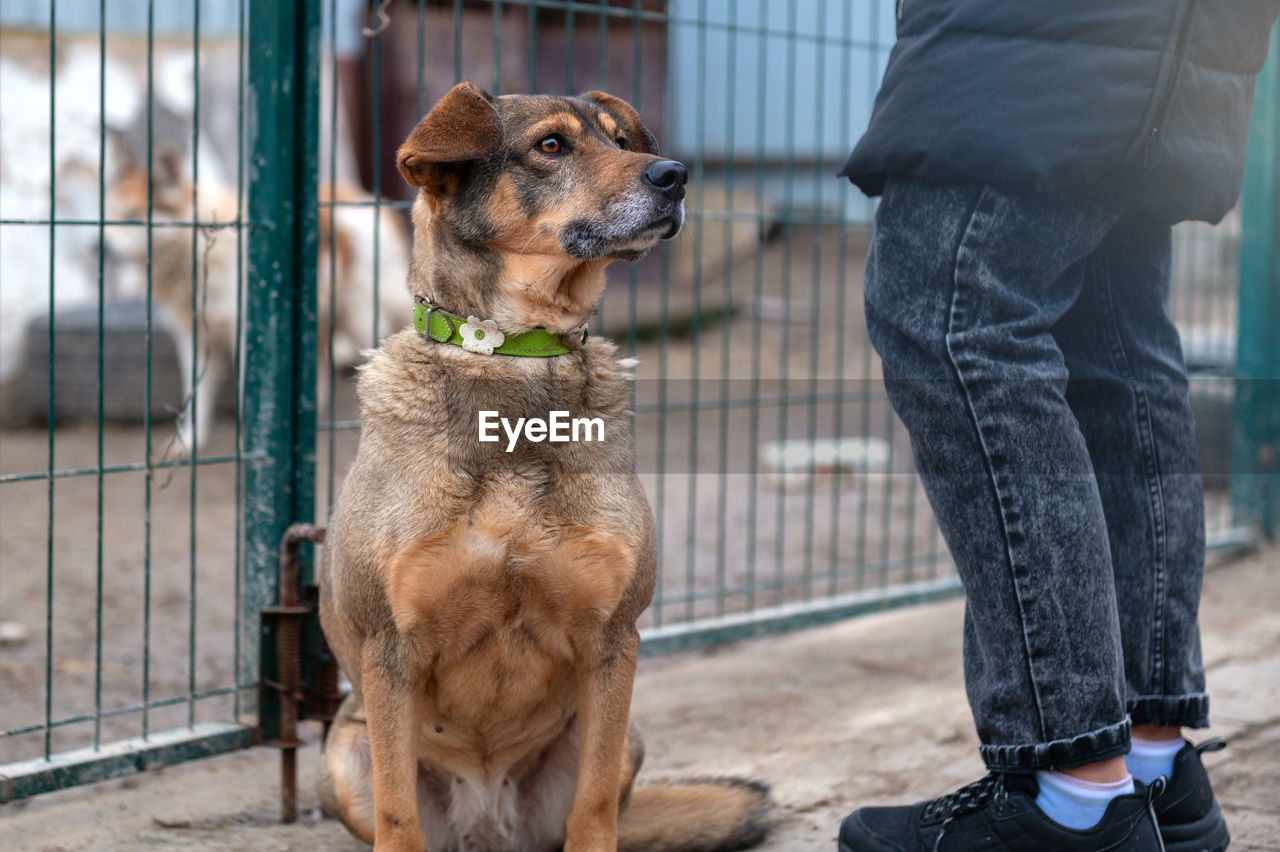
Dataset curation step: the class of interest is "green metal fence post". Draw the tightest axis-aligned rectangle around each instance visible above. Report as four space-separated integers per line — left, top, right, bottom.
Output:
1234 20 1280 540
243 0 321 740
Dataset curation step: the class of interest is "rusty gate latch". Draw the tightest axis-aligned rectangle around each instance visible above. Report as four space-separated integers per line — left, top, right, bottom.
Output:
262 522 344 823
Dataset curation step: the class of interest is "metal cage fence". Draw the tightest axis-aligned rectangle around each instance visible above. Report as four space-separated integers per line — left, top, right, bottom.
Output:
1 0 1276 803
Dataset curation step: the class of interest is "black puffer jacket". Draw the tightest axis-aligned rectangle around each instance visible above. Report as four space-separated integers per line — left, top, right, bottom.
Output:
840 0 1280 224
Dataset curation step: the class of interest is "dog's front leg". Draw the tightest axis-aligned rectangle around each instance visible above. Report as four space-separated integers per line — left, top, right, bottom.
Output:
565 626 641 852
361 642 426 852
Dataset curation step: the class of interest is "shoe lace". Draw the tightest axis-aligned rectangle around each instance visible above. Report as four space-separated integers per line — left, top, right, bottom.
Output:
1145 775 1169 852
920 774 1007 825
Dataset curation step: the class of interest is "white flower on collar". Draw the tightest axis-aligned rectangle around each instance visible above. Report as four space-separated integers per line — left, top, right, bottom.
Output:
459 316 504 355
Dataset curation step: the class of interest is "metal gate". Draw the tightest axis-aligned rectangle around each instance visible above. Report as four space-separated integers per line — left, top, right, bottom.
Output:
2 0 1277 805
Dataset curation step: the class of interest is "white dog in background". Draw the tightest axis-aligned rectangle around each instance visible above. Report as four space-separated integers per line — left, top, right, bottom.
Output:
2 41 401 451
102 152 411 451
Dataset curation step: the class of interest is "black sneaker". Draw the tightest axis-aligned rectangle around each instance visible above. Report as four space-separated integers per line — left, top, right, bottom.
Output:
837 772 1166 851
1155 739 1230 852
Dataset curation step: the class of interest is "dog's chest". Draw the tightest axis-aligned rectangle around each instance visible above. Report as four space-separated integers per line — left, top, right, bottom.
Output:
389 515 633 642
385 507 634 735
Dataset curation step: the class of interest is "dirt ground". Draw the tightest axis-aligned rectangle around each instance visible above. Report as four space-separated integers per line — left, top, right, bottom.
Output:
1 545 1276 851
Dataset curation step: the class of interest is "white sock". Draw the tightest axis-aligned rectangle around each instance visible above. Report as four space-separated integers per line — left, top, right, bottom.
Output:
1126 735 1184 785
1034 771 1135 830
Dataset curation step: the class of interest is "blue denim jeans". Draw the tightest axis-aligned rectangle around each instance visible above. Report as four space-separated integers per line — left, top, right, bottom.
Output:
865 176 1209 773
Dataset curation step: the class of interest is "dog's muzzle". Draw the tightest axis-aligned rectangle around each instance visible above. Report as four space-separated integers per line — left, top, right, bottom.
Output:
559 183 686 260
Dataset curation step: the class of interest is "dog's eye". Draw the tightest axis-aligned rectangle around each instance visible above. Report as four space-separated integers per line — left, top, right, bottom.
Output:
538 135 567 155
616 136 629 150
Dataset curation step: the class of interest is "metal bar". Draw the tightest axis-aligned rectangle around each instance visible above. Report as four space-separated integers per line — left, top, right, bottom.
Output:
492 0 503 93
93 0 107 751
2 207 858 226
744 0 768 612
564 0 575 91
527 0 538 90
598 0 609 91
588 0 611 330
876 403 897 587
801 0 828 602
418 0 428 110
639 579 964 659
683 0 708 624
44 0 58 763
650 3 675 628
654 550 954 607
324 0 340 515
369 13 384 343
234 0 249 723
624 0 642 357
3 687 247 739
267 524 326 823
227 387 914 428
458 0 889 50
244 0 321 742
853 0 881 591
0 217 249 227
0 452 264 485
826 0 856 597
0 723 256 804
188 0 203 732
713 8 738 616
772 0 799 599
591 0 606 327
142 0 157 742
634 520 1255 650
454 0 464 84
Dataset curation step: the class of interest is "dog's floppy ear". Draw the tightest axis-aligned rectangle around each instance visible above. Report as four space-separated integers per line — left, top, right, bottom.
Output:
580 90 659 156
397 81 503 191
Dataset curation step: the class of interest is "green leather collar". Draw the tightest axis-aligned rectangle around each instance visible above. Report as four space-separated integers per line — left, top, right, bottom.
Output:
412 296 584 357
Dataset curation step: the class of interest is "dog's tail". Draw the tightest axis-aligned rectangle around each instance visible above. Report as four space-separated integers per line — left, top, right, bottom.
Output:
618 777 773 852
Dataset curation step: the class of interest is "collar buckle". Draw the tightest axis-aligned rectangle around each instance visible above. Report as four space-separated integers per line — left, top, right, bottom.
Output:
413 294 433 340
414 295 454 343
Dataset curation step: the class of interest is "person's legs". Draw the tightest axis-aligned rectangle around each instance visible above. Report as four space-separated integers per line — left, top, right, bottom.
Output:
863 176 1130 772
838 176 1171 849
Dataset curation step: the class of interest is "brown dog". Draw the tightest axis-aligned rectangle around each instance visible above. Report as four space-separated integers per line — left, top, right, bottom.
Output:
316 83 772 852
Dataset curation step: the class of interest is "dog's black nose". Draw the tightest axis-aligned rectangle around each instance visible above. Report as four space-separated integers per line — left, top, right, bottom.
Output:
642 159 688 201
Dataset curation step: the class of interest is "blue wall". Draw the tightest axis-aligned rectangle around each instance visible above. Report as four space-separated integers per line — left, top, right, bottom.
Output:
668 0 894 165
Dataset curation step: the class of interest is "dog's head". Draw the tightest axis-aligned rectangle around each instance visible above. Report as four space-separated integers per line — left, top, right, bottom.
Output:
398 82 686 332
